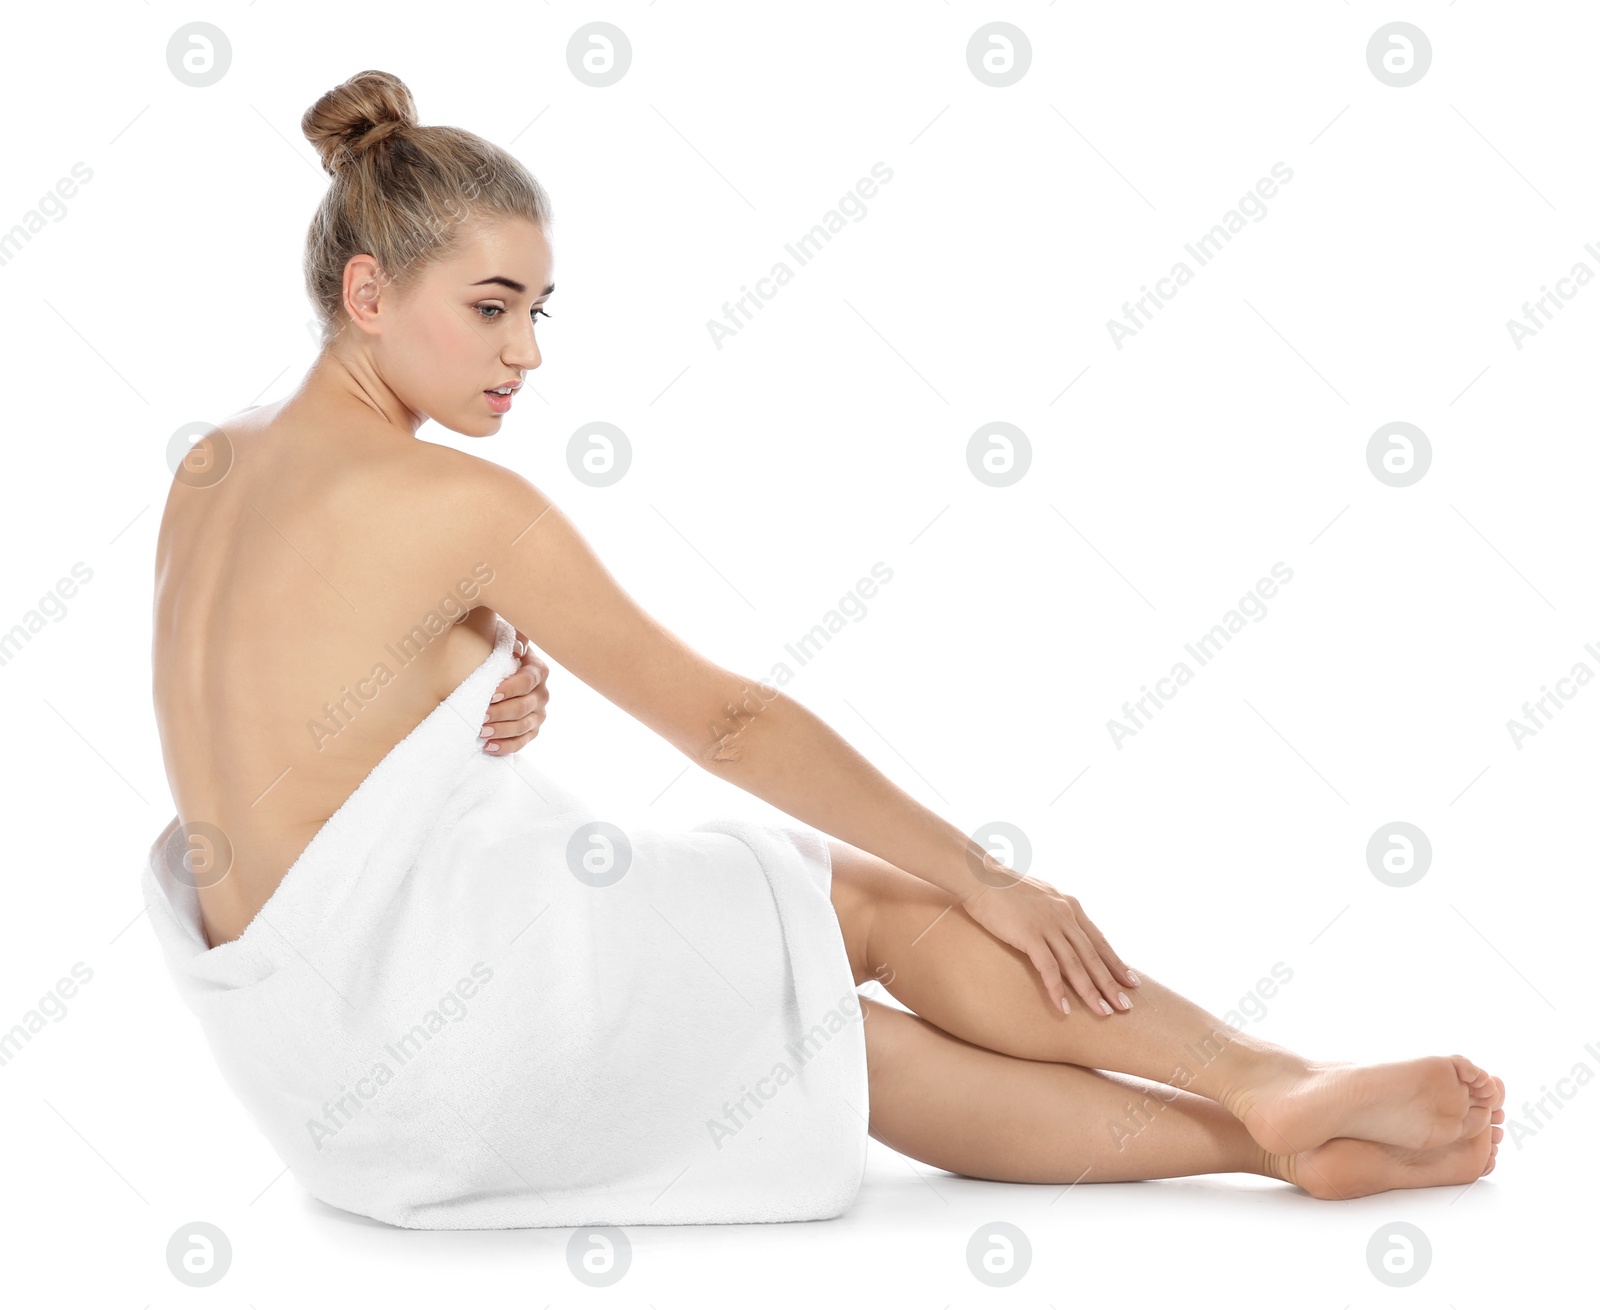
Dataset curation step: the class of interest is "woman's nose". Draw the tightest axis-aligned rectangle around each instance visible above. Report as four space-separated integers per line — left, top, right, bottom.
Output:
505 320 541 371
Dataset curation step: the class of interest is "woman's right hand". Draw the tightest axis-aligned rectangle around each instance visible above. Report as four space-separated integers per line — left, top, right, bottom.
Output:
959 870 1140 1017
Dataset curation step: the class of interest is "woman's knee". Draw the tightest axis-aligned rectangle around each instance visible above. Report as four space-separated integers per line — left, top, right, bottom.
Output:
829 840 961 979
857 993 923 1096
857 994 992 1154
829 841 945 980
827 841 880 986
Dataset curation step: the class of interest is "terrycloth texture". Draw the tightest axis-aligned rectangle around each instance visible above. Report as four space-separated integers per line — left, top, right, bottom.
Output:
142 615 869 1229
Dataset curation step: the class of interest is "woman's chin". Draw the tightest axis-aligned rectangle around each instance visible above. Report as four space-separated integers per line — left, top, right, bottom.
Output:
433 415 501 440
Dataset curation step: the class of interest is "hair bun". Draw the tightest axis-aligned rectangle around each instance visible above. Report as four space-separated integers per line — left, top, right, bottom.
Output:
301 70 418 175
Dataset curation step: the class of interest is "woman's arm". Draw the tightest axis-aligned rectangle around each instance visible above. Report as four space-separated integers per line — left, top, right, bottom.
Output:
458 461 1136 1013
661 668 1139 1018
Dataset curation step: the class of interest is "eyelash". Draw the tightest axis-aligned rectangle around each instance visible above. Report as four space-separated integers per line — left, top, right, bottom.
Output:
476 305 552 323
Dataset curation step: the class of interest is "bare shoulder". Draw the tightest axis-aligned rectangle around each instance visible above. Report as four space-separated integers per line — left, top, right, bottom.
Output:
396 441 747 758
401 441 547 512
386 443 570 609
430 443 551 518
400 442 560 556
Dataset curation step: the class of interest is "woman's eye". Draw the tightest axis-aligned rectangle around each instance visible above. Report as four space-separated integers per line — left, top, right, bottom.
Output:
476 305 553 322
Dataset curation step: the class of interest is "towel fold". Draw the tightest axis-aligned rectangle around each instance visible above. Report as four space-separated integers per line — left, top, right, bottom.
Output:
142 614 869 1229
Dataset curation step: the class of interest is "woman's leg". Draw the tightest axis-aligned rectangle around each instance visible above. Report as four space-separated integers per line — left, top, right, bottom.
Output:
858 995 1503 1198
829 841 1504 1157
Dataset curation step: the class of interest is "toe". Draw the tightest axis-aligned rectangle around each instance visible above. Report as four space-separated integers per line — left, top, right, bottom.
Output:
1457 1064 1504 1116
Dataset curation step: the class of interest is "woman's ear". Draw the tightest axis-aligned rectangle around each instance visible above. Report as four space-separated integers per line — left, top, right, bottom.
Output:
342 254 385 332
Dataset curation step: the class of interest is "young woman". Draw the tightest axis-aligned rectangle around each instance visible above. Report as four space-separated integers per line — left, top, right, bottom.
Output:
148 70 1502 1222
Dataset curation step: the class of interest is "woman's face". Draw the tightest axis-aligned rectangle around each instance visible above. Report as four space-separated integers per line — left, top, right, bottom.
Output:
346 215 554 437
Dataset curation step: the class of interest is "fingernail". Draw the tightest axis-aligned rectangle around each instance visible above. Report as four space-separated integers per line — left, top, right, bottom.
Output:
490 693 505 703
1099 999 1113 1016
1059 998 1071 1015
479 726 493 737
1117 991 1132 1011
1127 970 1141 985
485 742 499 752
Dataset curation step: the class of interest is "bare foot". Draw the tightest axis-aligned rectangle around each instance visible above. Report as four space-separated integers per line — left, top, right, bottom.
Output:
1267 1110 1503 1200
1235 1054 1501 1156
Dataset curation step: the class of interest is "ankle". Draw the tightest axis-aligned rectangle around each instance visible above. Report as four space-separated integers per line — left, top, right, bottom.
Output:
1216 1047 1313 1119
1249 1140 1298 1186
1254 1046 1315 1083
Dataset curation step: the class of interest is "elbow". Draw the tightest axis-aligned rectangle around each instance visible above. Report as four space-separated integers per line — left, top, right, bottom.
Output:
683 675 787 768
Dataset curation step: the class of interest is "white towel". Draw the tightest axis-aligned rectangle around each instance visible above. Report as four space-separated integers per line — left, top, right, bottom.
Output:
141 614 869 1229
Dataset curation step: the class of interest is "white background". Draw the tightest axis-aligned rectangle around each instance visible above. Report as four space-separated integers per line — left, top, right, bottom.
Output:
0 0 1592 1304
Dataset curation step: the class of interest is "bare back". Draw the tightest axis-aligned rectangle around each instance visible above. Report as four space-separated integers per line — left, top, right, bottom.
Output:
152 401 501 949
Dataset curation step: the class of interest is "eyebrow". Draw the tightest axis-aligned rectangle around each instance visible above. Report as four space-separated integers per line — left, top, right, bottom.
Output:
469 277 555 297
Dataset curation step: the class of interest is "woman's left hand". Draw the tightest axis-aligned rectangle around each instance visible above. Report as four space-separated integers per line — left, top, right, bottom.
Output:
480 631 549 755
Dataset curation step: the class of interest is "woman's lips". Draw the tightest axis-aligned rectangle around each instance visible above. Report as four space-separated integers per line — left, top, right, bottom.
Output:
485 389 513 414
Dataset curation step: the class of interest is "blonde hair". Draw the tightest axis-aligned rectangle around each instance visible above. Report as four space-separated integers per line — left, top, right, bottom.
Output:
299 69 553 345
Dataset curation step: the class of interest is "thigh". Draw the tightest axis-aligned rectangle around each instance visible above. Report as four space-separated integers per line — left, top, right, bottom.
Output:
827 839 958 987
